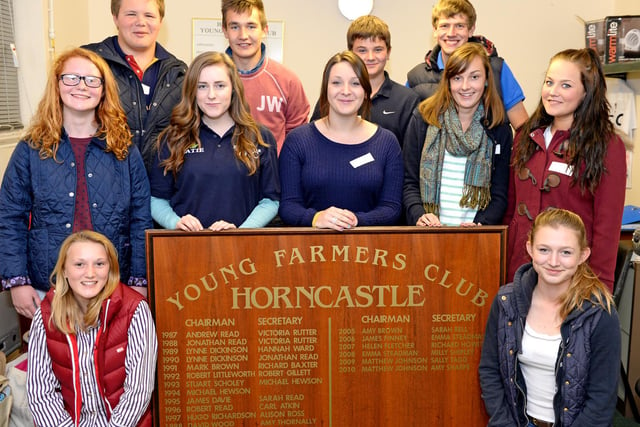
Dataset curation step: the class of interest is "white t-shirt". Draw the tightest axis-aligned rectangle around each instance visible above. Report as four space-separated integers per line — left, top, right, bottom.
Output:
518 323 561 423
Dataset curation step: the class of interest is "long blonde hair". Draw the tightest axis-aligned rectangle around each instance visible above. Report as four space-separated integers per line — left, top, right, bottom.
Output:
529 208 614 319
23 47 131 162
49 231 121 334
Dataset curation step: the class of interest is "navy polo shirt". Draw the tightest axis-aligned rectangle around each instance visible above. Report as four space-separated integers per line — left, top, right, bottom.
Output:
150 124 280 227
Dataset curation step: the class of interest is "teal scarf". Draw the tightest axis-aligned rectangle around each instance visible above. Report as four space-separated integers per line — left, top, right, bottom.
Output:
419 102 493 215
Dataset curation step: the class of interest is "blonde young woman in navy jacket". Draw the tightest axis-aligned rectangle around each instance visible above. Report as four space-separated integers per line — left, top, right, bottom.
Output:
479 208 619 427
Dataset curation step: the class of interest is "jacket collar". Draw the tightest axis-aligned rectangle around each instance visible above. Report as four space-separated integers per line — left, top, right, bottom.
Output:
528 127 570 150
43 282 124 328
512 263 536 316
424 35 500 71
510 262 603 326
61 128 108 150
110 35 170 61
99 283 125 327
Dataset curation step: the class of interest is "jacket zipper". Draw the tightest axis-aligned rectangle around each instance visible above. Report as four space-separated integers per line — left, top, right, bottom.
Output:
515 317 528 427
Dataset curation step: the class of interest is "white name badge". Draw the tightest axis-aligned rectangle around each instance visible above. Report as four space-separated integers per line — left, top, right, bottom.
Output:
495 144 501 155
142 83 151 95
549 161 573 176
350 152 375 168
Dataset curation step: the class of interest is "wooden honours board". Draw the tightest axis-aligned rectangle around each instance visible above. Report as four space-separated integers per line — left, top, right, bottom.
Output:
147 226 506 426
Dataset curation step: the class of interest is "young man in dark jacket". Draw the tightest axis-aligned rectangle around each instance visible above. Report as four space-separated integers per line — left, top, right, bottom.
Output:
84 0 186 173
406 0 528 131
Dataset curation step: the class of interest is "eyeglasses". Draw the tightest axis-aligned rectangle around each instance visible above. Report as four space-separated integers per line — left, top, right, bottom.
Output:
59 74 104 88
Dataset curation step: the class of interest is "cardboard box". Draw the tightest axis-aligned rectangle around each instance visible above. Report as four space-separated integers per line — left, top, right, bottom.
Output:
585 19 606 62
605 15 640 64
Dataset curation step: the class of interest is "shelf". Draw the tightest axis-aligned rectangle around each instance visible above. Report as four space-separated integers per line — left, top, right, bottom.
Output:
604 61 640 76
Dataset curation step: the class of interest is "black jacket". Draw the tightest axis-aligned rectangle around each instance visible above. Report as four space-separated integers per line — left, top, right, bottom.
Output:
0 134 152 291
83 36 187 172
406 36 504 102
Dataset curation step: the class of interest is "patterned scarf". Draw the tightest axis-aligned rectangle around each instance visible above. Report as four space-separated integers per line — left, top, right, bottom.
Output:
419 102 493 215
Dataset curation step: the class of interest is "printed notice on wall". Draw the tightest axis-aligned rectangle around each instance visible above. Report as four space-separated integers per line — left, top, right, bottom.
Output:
192 19 284 62
147 227 506 426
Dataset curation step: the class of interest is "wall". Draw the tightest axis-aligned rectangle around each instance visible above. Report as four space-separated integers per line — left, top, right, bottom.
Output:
0 0 48 177
13 0 47 127
7 0 640 205
64 0 613 115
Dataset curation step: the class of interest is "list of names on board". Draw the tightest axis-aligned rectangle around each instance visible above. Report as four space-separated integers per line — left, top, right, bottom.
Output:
148 228 504 426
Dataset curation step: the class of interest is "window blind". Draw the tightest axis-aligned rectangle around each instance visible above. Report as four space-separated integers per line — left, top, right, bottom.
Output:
0 0 22 130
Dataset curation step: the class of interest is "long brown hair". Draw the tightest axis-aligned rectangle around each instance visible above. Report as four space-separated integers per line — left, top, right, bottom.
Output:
513 49 614 194
528 208 613 319
23 47 131 161
157 51 267 175
318 51 372 121
418 42 504 128
49 231 122 334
